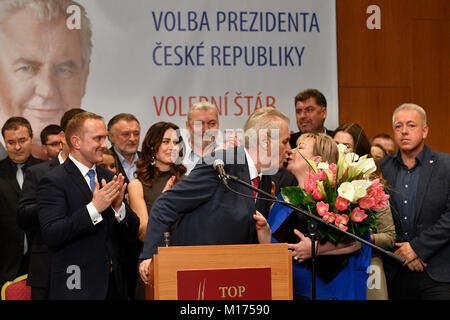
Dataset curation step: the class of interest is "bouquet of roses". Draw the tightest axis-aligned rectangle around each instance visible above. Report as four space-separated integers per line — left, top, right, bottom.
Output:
281 144 390 244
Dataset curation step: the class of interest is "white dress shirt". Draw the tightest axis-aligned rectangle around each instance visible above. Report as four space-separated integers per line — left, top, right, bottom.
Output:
68 154 126 225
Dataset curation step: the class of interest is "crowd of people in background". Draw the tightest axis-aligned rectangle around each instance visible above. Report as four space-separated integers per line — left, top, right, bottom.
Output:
1 87 448 301
0 0 448 301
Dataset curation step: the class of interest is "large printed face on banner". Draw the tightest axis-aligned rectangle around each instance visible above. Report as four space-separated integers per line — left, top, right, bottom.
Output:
0 7 89 159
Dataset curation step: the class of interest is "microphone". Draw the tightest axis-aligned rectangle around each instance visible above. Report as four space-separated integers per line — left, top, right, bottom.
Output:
213 159 228 185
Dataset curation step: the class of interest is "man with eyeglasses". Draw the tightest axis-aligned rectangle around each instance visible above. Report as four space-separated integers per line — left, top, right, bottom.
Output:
0 116 41 289
40 124 63 160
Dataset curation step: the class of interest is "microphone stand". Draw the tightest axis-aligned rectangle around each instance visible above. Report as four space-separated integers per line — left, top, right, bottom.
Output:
222 173 405 300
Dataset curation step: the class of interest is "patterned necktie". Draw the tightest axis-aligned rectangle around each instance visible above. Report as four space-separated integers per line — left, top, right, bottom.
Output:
16 163 24 189
87 169 96 192
252 176 260 198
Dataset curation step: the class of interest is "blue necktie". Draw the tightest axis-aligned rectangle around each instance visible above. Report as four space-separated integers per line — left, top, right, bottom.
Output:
87 169 96 192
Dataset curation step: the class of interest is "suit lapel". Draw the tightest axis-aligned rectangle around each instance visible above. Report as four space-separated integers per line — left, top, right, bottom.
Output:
110 146 129 184
414 146 435 224
64 158 93 203
0 159 21 195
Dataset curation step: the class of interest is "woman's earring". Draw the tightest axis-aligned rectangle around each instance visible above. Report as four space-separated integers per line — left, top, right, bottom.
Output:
151 155 156 166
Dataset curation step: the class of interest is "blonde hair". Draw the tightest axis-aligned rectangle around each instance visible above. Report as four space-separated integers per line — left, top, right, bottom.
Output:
65 112 103 149
297 133 338 164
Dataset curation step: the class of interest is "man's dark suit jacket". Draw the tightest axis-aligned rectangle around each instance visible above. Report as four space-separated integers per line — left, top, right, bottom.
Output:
17 157 60 294
0 156 41 287
140 147 273 259
0 143 7 160
380 145 450 283
109 146 141 299
37 158 139 300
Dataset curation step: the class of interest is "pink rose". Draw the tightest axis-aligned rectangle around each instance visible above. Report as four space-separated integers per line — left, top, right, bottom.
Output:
334 214 349 231
351 207 368 222
335 196 349 211
316 201 329 216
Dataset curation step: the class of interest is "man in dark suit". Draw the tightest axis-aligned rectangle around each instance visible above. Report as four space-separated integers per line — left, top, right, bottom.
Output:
17 108 85 300
380 103 450 300
139 107 291 284
0 142 7 160
37 112 139 300
273 89 334 195
107 113 141 299
289 88 334 149
0 117 41 288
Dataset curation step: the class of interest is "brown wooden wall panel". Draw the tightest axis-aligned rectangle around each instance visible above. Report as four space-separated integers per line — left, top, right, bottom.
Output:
338 87 411 139
411 20 450 153
336 0 450 153
410 0 450 20
336 0 412 87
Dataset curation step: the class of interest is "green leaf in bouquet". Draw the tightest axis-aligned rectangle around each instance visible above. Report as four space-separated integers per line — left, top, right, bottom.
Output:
281 186 315 207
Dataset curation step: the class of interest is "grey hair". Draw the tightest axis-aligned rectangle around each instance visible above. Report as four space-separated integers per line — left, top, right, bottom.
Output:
392 103 427 126
243 107 290 147
187 101 219 123
0 0 92 67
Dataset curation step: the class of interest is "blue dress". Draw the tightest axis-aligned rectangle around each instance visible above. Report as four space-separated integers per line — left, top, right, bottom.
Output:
268 193 371 300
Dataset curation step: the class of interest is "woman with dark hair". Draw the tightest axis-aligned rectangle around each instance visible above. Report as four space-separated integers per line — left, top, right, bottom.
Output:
128 121 186 299
332 122 372 157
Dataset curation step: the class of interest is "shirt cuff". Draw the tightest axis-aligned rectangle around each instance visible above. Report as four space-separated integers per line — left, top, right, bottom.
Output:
113 202 126 222
87 202 103 225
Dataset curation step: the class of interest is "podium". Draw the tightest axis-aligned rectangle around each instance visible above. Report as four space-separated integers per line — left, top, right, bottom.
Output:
146 243 292 300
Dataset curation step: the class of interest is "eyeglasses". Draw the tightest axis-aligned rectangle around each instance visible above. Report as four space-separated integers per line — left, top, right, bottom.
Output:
44 141 63 147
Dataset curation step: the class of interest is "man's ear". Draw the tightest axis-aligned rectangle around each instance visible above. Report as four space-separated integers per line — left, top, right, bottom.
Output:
422 124 429 140
81 63 90 98
41 145 49 157
70 135 80 150
107 131 114 144
259 133 270 151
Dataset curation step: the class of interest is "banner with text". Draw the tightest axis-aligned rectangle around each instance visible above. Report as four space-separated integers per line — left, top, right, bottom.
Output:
79 0 339 138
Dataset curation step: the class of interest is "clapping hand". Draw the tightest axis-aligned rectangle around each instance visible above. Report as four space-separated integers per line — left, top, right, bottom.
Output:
92 174 127 213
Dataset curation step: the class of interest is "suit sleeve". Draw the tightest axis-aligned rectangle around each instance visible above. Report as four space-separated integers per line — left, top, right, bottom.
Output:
117 201 140 241
37 174 95 248
140 163 220 259
17 167 41 231
410 175 450 262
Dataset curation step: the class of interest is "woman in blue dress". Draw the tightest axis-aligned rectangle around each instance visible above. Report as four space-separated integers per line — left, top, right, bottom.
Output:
267 133 371 300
